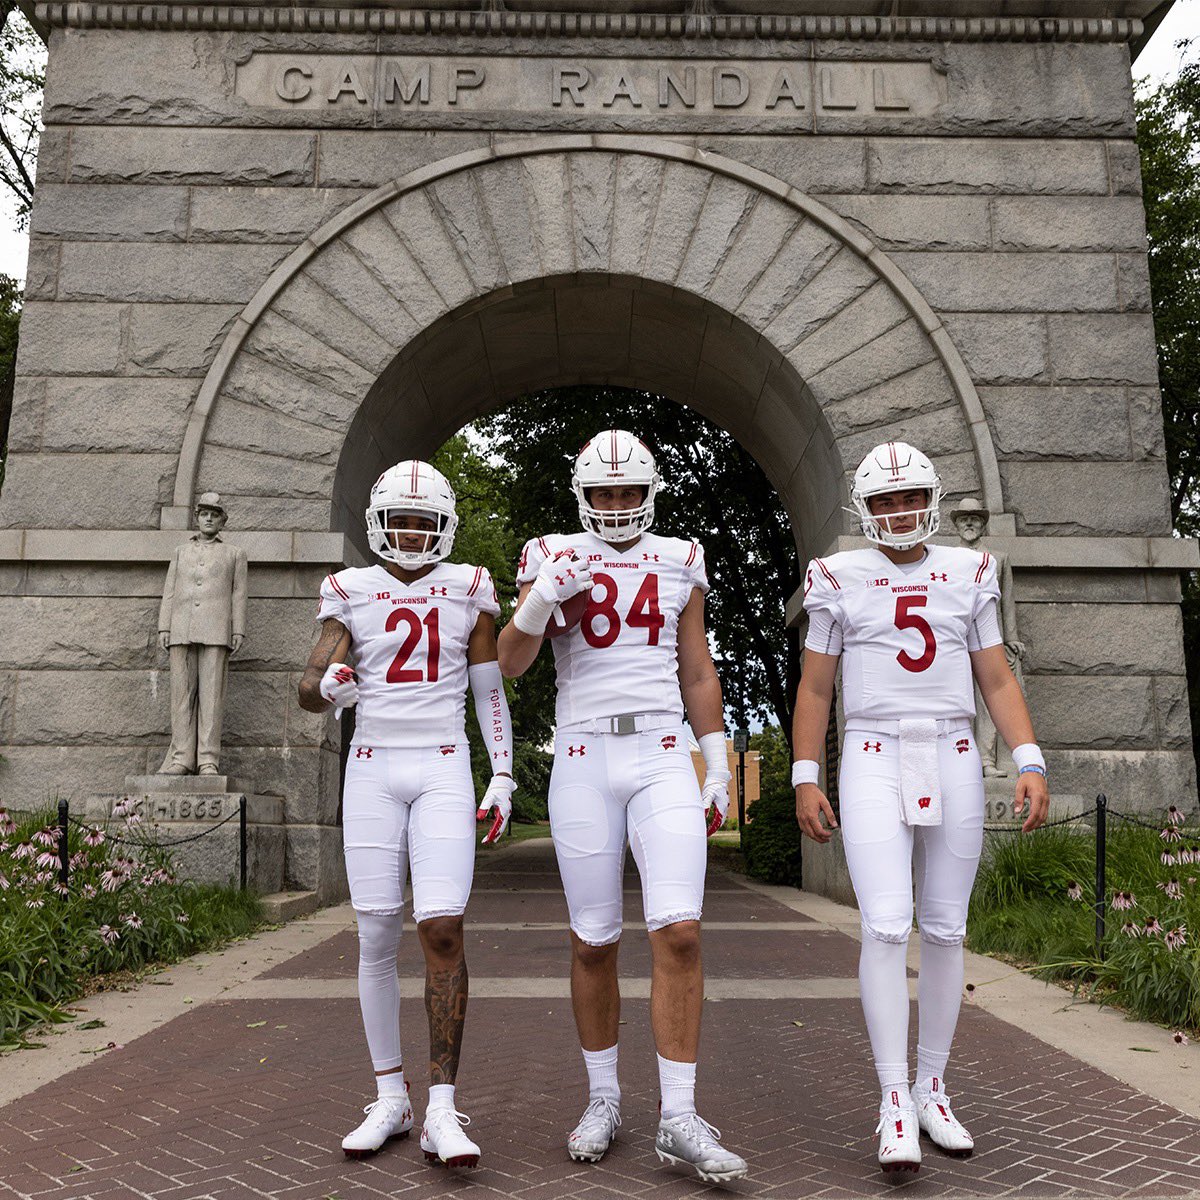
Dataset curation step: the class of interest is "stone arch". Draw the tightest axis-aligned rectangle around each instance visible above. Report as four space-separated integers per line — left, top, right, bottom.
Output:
176 135 1003 562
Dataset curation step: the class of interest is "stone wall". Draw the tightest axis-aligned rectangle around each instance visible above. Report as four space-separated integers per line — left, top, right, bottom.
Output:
0 7 1194 898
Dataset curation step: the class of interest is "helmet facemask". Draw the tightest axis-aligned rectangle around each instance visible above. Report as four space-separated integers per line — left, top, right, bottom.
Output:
852 488 942 550
576 484 657 543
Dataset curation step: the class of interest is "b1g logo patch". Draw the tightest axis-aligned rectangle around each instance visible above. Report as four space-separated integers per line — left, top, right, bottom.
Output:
955 738 971 755
660 735 677 751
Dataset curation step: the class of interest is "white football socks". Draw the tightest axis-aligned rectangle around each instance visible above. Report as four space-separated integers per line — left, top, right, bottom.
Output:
657 1054 697 1118
427 1084 456 1112
377 1070 407 1100
916 937 964 1092
859 931 912 1104
582 1044 620 1102
354 912 403 1073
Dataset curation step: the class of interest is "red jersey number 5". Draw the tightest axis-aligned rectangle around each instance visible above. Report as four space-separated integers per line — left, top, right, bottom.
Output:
894 595 936 673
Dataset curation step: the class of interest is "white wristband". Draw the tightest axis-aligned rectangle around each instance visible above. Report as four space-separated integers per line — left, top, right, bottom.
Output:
697 731 729 776
512 586 555 636
791 760 820 787
1012 743 1046 772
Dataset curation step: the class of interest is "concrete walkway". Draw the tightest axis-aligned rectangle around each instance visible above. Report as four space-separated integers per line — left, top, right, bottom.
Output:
2 837 1199 1198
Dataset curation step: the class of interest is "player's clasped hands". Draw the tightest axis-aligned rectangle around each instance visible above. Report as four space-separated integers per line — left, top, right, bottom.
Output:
532 550 593 605
319 661 359 708
796 783 839 843
477 774 517 844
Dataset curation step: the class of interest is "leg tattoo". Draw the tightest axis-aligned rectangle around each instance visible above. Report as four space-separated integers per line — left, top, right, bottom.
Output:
426 959 468 1086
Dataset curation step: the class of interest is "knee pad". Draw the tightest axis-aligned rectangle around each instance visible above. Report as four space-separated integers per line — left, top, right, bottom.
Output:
918 923 966 947
861 919 913 946
356 911 402 966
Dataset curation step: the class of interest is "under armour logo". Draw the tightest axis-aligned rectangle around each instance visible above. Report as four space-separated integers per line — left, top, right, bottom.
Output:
931 572 948 582
355 747 373 759
918 796 932 809
864 741 882 753
492 749 509 760
430 586 447 596
567 745 586 757
554 570 575 587
955 738 970 755
439 745 456 756
642 553 660 562
661 735 677 750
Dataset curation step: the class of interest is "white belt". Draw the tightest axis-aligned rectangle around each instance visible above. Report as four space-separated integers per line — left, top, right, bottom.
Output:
559 712 680 736
845 718 972 738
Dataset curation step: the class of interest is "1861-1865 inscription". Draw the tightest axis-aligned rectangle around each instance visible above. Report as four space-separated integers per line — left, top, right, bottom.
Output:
235 54 946 118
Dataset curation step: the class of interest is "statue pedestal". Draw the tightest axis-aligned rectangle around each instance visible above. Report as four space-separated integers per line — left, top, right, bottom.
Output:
85 776 286 893
982 777 1092 835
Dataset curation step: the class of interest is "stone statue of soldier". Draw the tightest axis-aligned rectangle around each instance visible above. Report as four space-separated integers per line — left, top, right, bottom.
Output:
950 497 1026 777
156 493 248 776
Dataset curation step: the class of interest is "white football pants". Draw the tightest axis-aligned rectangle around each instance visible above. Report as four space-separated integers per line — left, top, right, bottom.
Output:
342 743 477 921
549 724 707 946
839 727 985 1089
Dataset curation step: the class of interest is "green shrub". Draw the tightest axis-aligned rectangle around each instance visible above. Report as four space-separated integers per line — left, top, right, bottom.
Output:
0 802 263 1046
741 789 802 887
967 815 1200 1033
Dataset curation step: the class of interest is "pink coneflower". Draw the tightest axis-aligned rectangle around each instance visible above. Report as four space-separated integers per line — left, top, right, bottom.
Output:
122 912 143 929
1159 880 1184 900
1144 917 1164 936
53 881 69 896
1111 891 1137 910
0 817 14 837
1121 921 1141 937
82 827 105 847
0 841 8 854
1161 826 1183 843
111 798 133 819
1167 805 1185 826
1162 850 1178 866
33 870 54 885
70 852 88 869
1165 925 1188 951
35 851 58 870
32 827 58 848
98 925 119 945
11 842 34 860
1067 882 1083 901
175 913 189 924
1174 1031 1189 1046
25 897 45 909
123 812 142 826
99 868 124 893
0 871 8 891
81 884 97 900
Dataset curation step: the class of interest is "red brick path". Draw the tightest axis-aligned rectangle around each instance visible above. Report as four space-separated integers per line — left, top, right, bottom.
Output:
2 840 1198 1198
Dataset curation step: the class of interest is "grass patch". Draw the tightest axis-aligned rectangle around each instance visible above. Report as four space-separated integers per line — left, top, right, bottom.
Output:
966 818 1200 1034
0 803 264 1048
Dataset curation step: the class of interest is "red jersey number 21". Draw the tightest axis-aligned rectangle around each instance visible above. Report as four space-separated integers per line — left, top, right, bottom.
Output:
386 607 441 683
894 595 936 673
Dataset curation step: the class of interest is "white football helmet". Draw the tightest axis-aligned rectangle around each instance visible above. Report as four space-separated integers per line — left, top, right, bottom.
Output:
572 429 661 542
365 460 458 568
850 441 942 550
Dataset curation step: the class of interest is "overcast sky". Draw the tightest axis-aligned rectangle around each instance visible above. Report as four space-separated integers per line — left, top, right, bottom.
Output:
0 1 1193 284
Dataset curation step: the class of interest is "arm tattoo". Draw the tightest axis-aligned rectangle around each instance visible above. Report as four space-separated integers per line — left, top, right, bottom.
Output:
425 960 469 1087
298 620 350 710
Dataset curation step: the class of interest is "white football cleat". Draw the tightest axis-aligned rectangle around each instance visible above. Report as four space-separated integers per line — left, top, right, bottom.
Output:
655 1112 748 1183
341 1093 413 1158
913 1081 974 1157
421 1106 481 1168
567 1096 621 1162
876 1090 922 1174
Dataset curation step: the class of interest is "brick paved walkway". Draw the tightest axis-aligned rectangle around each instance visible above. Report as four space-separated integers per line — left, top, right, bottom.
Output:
3 838 1200 1199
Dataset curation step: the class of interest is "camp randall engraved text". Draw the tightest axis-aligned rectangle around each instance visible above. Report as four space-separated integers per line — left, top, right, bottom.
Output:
235 54 947 116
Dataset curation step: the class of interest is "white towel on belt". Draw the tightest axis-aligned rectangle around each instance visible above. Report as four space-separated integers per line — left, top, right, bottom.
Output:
899 719 942 826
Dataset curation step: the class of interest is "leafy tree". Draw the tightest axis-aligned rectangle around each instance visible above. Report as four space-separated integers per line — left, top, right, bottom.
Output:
0 3 45 230
1136 43 1200 777
474 387 802 736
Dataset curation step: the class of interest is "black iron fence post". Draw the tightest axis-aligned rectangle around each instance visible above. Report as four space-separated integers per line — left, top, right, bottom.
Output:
57 799 70 891
239 798 248 891
1095 793 1107 959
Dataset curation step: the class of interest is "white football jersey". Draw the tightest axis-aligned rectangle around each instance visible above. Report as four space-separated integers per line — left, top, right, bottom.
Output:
517 531 709 727
802 544 1001 721
317 561 500 748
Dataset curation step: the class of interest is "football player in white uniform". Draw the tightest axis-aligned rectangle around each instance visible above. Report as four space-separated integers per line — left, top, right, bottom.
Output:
497 430 748 1184
298 461 515 1170
791 442 1050 1175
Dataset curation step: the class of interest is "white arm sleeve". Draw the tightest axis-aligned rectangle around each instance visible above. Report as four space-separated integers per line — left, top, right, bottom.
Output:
469 661 513 775
804 608 844 656
967 597 1003 652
